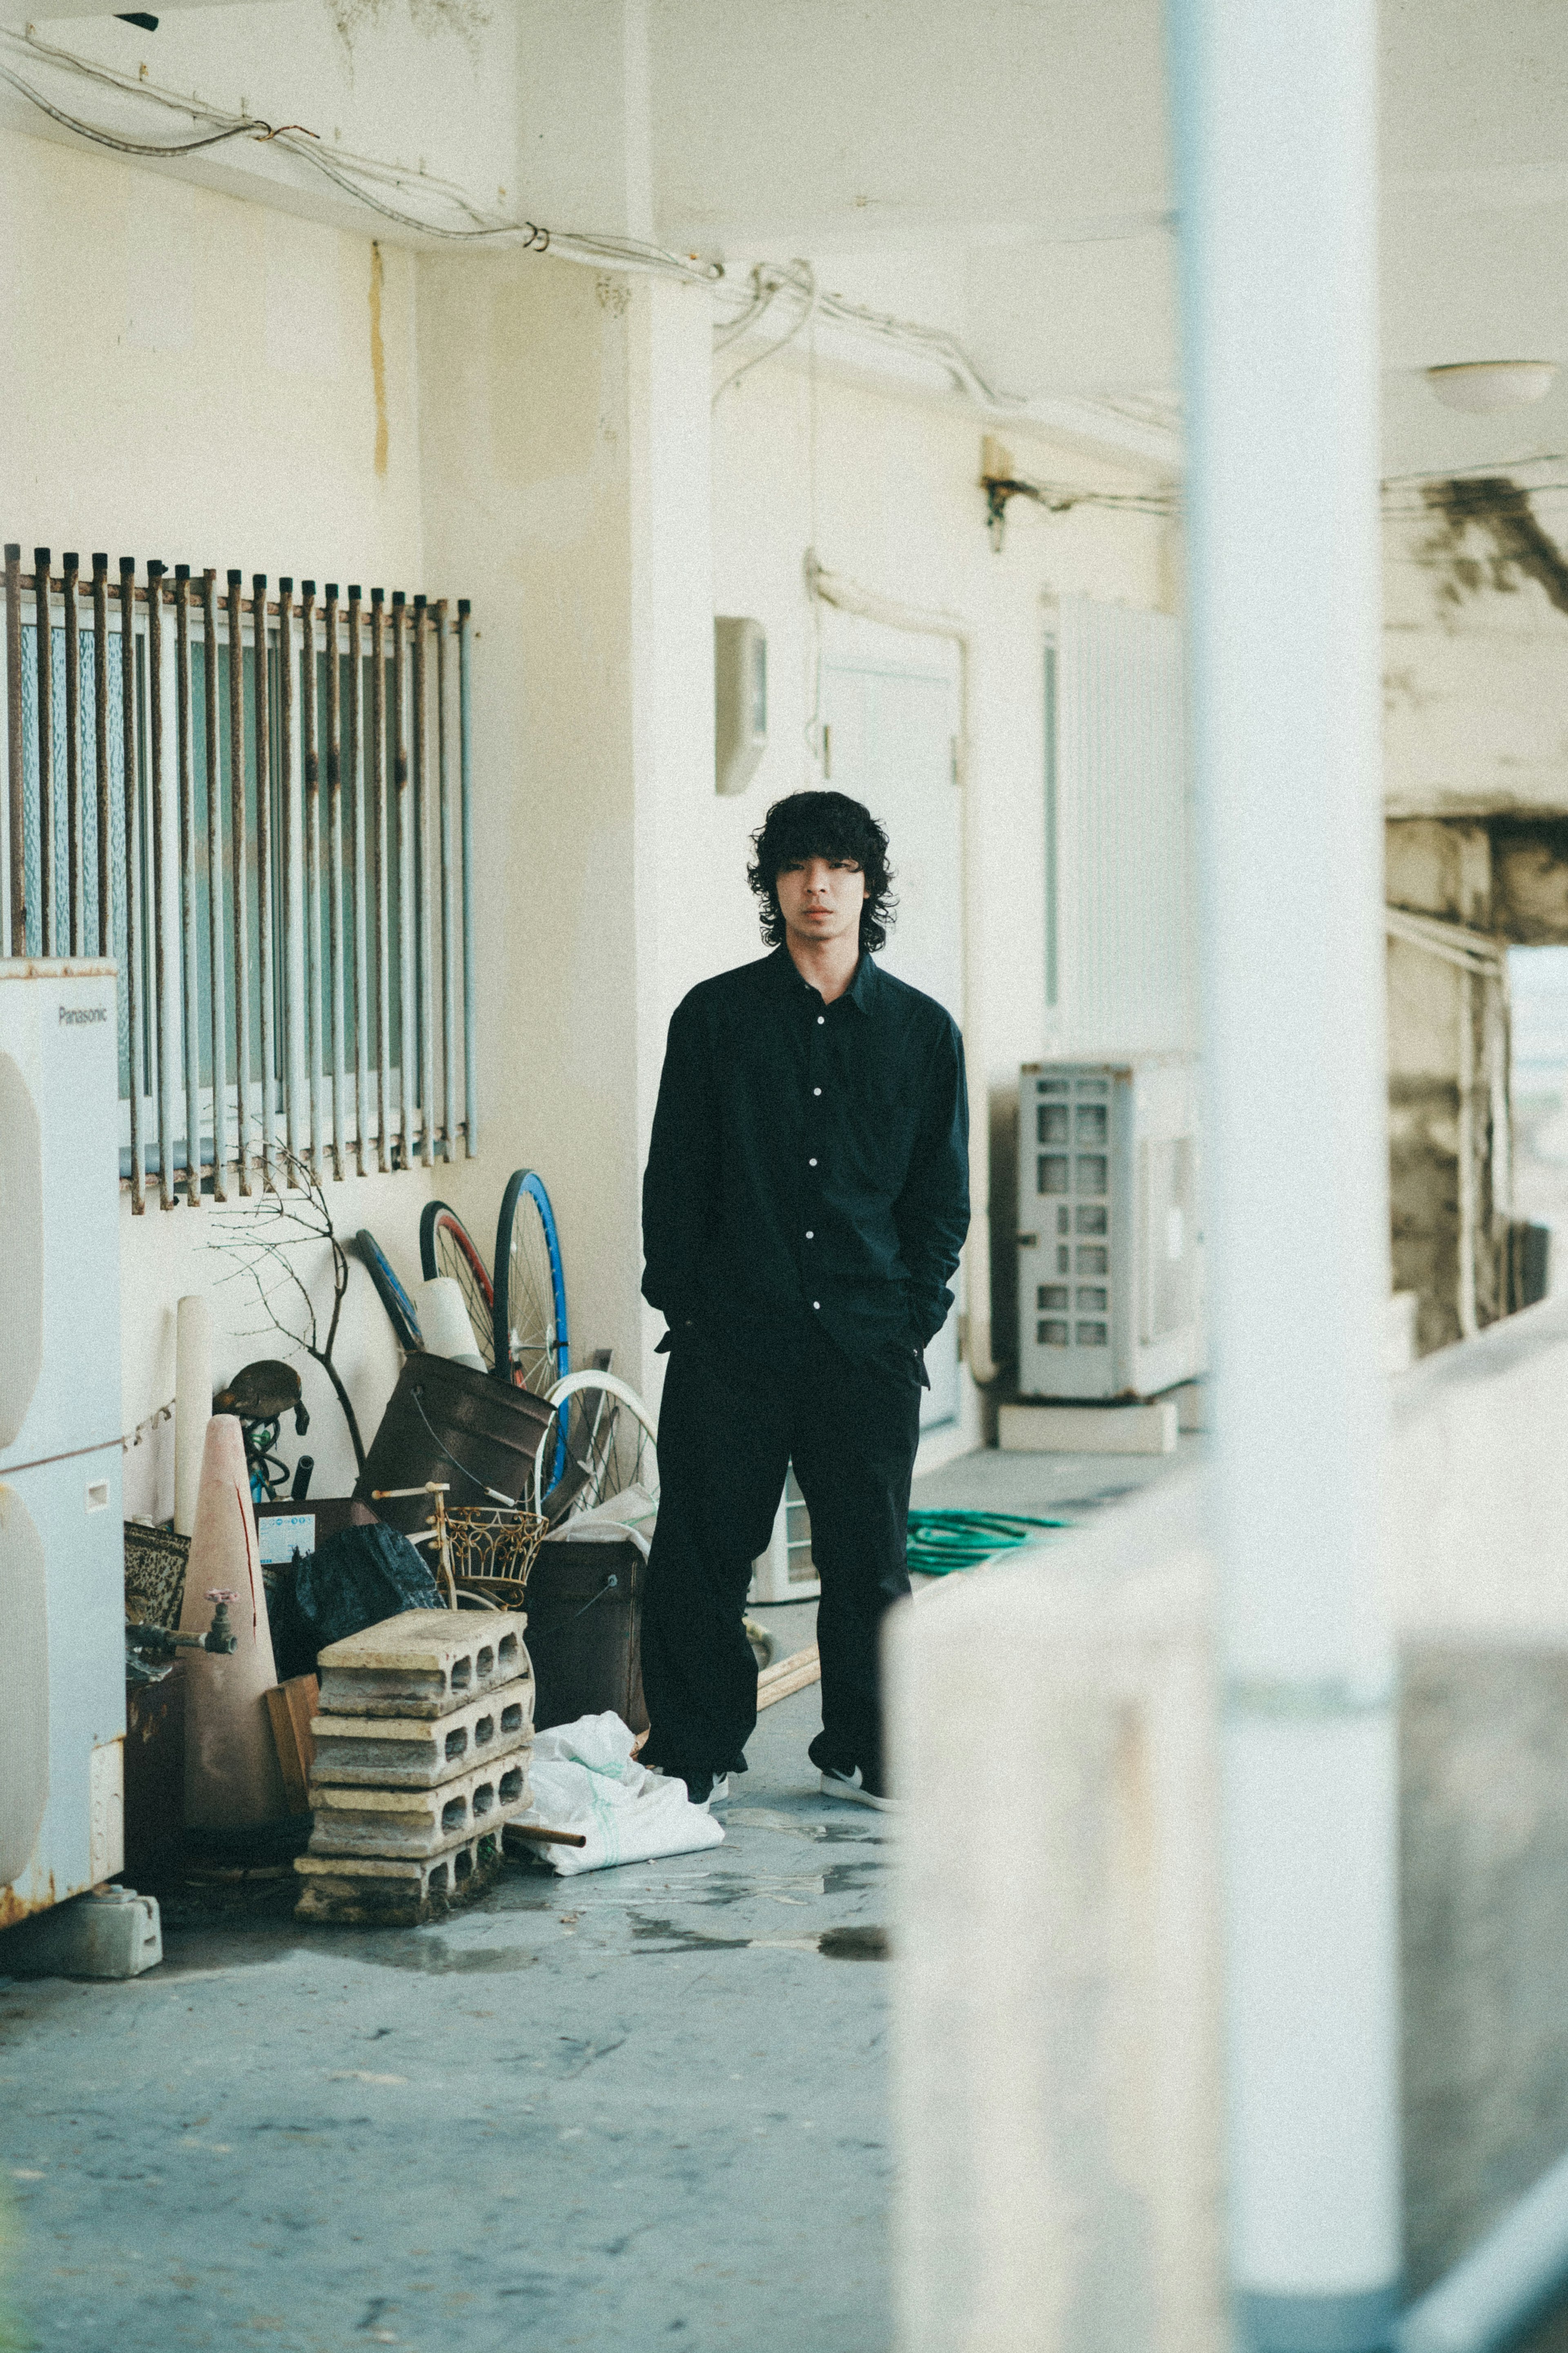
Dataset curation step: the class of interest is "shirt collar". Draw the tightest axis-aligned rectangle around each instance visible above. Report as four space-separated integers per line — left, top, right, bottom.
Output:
770 944 880 1013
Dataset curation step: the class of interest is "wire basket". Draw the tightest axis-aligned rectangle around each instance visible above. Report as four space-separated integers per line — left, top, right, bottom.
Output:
442 1505 548 1610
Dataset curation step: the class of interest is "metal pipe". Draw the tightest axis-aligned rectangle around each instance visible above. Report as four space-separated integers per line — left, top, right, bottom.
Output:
174 567 201 1207
346 586 367 1177
121 558 145 1213
146 561 173 1209
278 576 299 1176
254 575 275 1189
458 598 476 1158
4 543 22 957
301 580 323 1182
1398 2145 1568 2353
63 552 82 957
92 555 111 959
35 549 54 958
437 598 455 1162
1169 2 1399 2349
201 569 227 1203
324 582 345 1182
413 594 435 1167
392 589 412 1169
370 586 389 1173
1457 966 1479 1340
227 571 252 1197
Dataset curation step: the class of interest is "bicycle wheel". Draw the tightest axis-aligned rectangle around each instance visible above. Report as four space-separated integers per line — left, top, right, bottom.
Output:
356 1228 423 1353
419 1200 495 1371
535 1371 659 1524
492 1170 569 1396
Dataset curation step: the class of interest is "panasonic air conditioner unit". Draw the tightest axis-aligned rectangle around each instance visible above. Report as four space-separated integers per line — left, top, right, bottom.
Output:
0 959 126 1925
1016 1056 1203 1403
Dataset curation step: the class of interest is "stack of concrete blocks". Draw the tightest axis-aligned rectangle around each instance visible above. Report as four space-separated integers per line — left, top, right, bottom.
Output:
294 1609 536 1925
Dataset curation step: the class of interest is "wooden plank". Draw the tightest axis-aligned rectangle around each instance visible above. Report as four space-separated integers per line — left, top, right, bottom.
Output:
265 1674 320 1815
756 1644 820 1711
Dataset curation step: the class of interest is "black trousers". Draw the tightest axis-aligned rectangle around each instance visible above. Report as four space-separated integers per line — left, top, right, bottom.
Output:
640 1320 921 1790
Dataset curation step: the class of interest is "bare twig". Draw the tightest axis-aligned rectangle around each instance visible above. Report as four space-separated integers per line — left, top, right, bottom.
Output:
208 1146 367 1470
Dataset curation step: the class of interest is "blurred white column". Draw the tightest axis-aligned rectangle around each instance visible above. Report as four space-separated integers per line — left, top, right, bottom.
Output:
1168 0 1401 2348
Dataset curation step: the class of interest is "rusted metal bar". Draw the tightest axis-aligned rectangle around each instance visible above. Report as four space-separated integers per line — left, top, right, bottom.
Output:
35 548 55 957
175 566 201 1207
146 560 173 1209
5 545 23 957
392 589 412 1168
92 555 110 958
346 585 367 1176
227 571 252 1197
278 576 299 1177
254 573 275 1190
202 569 227 1202
121 558 145 1213
458 598 476 1157
370 586 389 1173
301 579 323 1182
436 600 455 1162
324 584 345 1181
413 595 435 1168
63 552 82 957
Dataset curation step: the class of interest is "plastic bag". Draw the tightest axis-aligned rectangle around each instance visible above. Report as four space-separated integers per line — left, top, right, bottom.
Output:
515 1712 724 1876
292 1522 440 1652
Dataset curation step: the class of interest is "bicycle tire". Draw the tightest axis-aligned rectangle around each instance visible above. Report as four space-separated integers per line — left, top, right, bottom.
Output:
492 1169 570 1394
419 1199 495 1370
535 1369 659 1522
356 1228 423 1353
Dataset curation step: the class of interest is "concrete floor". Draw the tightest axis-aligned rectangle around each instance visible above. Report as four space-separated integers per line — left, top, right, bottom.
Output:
0 1436 1195 2353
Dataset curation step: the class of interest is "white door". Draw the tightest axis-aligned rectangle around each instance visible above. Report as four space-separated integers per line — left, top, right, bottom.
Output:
822 656 964 1430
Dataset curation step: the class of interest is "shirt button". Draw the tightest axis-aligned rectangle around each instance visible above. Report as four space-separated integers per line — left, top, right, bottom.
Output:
813 1087 822 1097
806 1230 814 1240
817 1016 825 1025
813 1300 821 1310
808 1157 817 1167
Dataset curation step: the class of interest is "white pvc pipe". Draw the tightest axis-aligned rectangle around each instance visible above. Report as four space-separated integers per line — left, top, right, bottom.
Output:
173 1292 212 1539
1168 1 1402 2348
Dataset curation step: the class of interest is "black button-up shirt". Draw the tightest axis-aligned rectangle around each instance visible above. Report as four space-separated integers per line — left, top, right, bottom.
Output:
641 946 970 1364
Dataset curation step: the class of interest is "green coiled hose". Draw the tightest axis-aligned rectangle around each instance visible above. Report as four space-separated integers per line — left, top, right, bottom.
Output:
905 1508 1073 1577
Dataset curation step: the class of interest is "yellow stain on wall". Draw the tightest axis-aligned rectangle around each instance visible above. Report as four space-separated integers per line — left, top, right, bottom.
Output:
369 242 388 479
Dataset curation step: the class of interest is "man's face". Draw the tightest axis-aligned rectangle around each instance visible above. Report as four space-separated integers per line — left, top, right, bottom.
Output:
775 854 867 951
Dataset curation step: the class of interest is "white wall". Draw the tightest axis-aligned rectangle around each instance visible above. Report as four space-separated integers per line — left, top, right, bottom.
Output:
0 127 438 1510
709 354 1172 1406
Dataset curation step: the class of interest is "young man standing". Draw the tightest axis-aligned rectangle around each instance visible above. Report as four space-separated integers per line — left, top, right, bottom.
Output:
639 789 969 1810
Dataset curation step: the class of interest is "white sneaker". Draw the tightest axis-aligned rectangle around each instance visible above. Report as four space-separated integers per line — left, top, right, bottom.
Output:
704 1775 731 1807
820 1767 900 1815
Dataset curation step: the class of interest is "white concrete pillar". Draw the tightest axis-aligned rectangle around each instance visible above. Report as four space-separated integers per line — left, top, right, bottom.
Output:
1168 1 1401 2348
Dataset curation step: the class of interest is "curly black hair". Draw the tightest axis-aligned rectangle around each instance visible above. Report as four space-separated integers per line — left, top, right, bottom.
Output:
746 790 897 953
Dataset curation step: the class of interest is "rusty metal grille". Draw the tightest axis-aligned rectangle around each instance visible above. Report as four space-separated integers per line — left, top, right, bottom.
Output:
2 547 479 1209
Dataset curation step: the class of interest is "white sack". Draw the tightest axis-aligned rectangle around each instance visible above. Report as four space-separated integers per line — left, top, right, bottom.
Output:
514 1711 723 1876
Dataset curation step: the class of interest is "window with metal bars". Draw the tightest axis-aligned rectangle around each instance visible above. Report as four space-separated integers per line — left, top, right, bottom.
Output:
2 546 478 1209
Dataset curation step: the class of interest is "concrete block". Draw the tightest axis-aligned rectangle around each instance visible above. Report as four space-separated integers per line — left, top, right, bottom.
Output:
1171 1381 1207 1433
0 1885 163 1980
294 1830 504 1925
310 1675 535 1788
307 1753 532 1858
888 1475 1223 2353
998 1398 1178 1455
315 1608 528 1718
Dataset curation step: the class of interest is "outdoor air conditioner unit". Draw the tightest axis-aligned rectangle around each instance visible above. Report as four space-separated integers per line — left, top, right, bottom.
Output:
1016 1056 1204 1403
0 959 127 1924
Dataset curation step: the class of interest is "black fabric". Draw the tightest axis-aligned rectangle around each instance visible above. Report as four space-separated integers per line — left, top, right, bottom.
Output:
641 946 969 1362
291 1523 440 1652
639 1321 920 1792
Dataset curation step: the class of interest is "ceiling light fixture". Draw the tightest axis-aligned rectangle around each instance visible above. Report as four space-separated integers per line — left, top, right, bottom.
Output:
1426 361 1558 414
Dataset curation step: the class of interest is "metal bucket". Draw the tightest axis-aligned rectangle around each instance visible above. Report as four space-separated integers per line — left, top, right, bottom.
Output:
355 1355 555 1537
